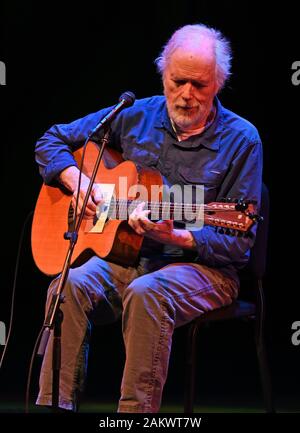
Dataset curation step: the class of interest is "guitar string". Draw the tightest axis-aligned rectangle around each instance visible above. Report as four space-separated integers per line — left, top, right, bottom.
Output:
104 201 248 227
102 200 249 213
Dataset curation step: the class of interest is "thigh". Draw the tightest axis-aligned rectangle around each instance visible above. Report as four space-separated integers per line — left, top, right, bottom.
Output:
68 255 139 295
46 256 139 322
133 262 239 328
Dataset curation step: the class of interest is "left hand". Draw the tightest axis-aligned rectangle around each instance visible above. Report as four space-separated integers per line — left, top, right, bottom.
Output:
128 202 174 242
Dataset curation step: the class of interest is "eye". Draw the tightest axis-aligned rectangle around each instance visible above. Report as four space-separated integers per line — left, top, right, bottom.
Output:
173 79 186 87
192 81 206 89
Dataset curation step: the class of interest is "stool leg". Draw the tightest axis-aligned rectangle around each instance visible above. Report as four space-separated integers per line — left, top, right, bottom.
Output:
255 280 275 413
184 321 199 413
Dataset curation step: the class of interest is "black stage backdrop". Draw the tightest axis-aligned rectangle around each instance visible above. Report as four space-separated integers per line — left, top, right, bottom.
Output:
0 0 299 413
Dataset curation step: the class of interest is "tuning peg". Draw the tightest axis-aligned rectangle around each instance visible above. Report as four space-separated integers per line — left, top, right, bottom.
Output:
235 198 248 211
218 227 225 234
248 213 264 222
225 228 233 236
234 197 244 203
220 197 233 202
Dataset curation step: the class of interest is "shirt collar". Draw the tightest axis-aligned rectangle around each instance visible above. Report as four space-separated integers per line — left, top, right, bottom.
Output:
154 97 224 151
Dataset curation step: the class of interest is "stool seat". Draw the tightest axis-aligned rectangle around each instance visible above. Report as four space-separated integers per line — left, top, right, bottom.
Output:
196 300 256 323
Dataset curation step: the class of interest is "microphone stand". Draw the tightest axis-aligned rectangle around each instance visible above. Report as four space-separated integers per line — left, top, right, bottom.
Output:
37 126 111 412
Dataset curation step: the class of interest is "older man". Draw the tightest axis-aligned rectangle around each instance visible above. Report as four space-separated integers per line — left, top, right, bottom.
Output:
35 23 262 413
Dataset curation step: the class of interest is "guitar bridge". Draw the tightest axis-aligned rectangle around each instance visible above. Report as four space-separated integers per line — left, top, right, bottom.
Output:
88 184 115 233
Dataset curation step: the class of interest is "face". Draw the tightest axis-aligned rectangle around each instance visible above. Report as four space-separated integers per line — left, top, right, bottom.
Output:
163 45 219 130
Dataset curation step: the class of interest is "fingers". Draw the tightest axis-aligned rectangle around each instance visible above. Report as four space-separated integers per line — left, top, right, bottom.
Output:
71 180 105 219
92 184 104 205
71 190 98 219
128 202 155 235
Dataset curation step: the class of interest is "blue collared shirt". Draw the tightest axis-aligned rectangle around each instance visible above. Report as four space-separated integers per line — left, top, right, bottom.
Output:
35 96 263 283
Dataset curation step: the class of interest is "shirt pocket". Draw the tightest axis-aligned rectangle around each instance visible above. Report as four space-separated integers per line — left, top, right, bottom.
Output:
121 139 160 168
178 167 222 203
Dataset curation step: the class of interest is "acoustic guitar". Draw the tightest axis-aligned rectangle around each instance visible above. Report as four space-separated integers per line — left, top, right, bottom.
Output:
31 140 257 276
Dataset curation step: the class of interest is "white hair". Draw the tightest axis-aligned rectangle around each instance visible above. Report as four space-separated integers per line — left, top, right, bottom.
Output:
155 24 232 90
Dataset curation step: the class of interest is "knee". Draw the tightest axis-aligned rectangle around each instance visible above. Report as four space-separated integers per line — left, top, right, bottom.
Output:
48 268 86 301
66 268 84 289
122 275 176 328
123 274 166 307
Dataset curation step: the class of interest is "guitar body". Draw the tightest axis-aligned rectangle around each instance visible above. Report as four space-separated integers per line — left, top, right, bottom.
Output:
31 141 163 276
32 141 257 276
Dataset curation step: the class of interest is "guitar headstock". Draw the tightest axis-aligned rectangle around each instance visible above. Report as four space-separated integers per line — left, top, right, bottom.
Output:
204 199 261 235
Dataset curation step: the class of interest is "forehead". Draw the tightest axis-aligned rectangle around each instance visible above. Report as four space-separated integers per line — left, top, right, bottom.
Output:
166 45 216 80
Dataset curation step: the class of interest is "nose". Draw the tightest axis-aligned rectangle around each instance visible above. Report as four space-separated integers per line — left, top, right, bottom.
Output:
181 82 193 100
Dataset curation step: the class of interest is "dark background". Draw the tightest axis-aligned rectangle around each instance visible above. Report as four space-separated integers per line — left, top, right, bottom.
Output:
0 0 299 412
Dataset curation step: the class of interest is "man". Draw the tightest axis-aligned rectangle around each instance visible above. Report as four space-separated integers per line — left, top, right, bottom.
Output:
35 24 262 412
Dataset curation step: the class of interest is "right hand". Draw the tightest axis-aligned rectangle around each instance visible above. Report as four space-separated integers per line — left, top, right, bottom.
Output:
71 178 104 218
59 166 104 218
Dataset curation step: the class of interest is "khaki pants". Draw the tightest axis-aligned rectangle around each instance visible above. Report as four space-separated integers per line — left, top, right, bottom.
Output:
36 255 238 412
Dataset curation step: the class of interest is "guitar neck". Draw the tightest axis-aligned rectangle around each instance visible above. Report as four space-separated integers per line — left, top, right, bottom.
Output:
108 199 255 232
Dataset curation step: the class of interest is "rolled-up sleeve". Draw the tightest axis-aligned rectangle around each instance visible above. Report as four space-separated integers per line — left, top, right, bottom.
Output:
191 138 263 269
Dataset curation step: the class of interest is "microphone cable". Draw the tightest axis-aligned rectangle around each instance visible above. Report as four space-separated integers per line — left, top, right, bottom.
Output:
0 210 34 370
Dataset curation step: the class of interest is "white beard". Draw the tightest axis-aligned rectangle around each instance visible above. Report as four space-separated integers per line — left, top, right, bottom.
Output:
167 101 207 130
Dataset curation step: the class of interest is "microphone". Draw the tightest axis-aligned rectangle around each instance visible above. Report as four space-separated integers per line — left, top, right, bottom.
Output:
89 91 135 139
